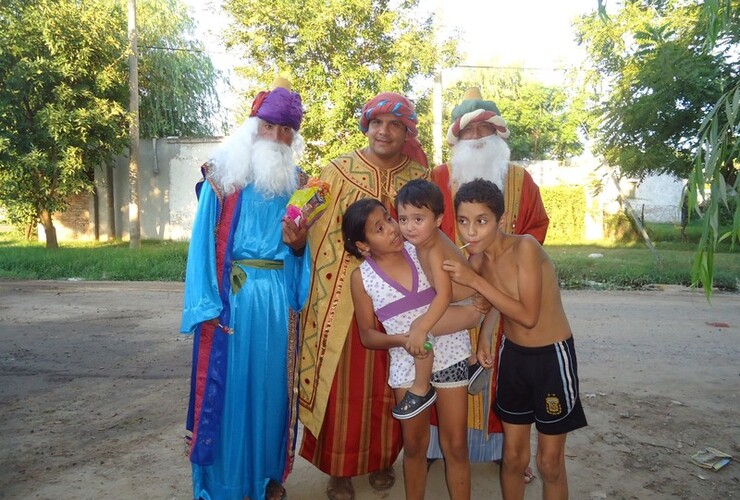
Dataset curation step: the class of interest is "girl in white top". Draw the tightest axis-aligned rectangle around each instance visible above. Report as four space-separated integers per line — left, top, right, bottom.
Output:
343 198 480 500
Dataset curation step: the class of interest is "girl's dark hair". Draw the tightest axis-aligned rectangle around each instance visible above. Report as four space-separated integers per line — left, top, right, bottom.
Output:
394 178 444 217
454 179 505 219
341 198 385 258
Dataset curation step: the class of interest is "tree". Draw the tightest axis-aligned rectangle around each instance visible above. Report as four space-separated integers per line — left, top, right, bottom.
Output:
689 0 739 297
223 0 459 173
575 0 737 181
0 0 223 247
137 0 224 137
585 0 739 296
441 68 589 163
0 0 130 248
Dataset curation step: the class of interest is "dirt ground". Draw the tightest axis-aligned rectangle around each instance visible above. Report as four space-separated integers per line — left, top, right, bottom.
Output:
0 280 738 500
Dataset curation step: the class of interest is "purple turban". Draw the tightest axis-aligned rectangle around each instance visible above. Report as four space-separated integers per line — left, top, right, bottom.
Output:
250 87 304 131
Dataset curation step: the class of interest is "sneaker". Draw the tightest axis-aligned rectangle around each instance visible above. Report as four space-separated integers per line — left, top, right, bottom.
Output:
392 387 437 419
467 362 489 395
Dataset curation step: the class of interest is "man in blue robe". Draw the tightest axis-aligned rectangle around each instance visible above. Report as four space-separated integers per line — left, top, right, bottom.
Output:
181 78 310 500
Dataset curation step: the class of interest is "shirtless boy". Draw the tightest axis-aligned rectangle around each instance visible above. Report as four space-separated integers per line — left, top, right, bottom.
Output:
442 179 587 500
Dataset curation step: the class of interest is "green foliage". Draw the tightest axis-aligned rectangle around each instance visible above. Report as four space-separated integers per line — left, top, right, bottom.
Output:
223 0 459 172
541 185 587 243
581 0 740 299
690 80 740 296
442 69 589 163
575 0 737 180
0 0 223 246
0 0 130 244
603 213 640 244
137 0 224 137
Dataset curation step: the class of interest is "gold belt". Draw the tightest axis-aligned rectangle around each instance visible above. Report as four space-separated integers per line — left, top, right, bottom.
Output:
230 259 284 294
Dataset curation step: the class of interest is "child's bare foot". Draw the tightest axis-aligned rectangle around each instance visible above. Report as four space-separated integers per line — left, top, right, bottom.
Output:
524 466 535 484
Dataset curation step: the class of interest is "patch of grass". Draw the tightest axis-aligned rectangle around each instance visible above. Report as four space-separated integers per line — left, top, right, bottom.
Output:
1 228 737 291
546 244 738 291
0 235 188 281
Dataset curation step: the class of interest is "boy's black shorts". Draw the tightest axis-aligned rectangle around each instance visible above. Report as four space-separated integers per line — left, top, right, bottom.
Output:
495 336 588 435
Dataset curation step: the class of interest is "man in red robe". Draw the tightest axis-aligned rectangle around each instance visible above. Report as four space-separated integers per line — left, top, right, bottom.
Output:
428 87 549 472
298 92 429 500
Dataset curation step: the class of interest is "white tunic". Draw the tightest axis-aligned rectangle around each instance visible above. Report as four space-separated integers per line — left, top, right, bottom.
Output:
360 242 471 388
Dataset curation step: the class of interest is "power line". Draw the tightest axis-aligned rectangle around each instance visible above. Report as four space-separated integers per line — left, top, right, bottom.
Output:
139 44 227 55
454 64 570 72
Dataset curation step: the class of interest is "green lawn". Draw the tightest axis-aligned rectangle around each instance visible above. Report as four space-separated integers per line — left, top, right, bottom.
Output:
1 224 737 291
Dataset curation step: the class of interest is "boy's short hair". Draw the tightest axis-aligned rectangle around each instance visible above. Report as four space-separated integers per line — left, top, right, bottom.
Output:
394 179 444 217
454 179 505 219
341 198 385 258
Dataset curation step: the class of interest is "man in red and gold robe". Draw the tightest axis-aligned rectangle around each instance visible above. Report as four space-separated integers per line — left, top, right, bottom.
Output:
428 87 549 468
298 92 429 500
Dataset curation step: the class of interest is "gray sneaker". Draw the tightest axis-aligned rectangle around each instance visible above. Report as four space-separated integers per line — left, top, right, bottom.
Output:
392 387 437 419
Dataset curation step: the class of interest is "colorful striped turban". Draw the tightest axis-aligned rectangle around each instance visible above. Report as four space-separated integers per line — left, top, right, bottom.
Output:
359 92 428 167
446 87 510 145
250 77 304 131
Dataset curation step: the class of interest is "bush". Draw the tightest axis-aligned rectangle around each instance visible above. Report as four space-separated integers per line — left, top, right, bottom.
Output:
541 185 586 244
603 212 640 244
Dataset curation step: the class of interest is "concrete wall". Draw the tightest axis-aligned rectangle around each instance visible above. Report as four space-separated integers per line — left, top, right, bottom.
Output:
110 137 223 241
42 143 685 242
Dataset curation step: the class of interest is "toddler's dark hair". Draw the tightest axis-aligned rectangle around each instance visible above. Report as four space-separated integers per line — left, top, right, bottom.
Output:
454 179 504 219
341 198 385 258
394 179 444 217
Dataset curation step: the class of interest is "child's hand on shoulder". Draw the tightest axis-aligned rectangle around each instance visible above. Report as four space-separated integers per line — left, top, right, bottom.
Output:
442 258 478 286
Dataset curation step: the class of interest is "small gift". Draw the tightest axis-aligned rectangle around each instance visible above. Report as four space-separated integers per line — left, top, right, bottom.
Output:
285 178 331 227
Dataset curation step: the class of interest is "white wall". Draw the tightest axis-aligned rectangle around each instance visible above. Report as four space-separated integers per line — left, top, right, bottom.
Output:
43 144 685 242
98 137 222 241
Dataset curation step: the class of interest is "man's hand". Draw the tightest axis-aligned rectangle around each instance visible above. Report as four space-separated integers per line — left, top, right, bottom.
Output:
282 217 307 252
205 317 233 334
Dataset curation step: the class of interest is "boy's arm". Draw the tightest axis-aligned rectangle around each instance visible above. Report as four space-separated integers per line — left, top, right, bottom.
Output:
350 268 406 350
476 309 498 368
440 231 477 302
427 304 482 336
443 237 544 329
406 249 453 355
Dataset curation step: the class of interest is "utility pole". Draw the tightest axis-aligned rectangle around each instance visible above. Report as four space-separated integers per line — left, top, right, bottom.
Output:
128 0 141 249
432 0 444 165
433 69 443 166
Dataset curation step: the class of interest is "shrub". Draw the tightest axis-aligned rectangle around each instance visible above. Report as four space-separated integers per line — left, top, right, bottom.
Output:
541 185 586 244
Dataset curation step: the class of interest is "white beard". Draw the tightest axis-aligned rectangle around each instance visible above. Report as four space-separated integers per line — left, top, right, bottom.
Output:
449 134 510 193
249 139 298 197
208 117 303 197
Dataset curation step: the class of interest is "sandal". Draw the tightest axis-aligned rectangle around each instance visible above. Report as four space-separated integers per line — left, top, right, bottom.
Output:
266 479 287 500
392 387 437 419
368 466 395 491
326 476 354 500
467 362 490 395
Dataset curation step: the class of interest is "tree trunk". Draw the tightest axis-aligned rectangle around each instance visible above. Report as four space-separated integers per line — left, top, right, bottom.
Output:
39 209 58 249
106 164 117 240
128 0 141 249
92 186 100 241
